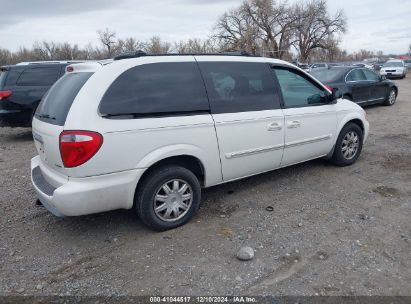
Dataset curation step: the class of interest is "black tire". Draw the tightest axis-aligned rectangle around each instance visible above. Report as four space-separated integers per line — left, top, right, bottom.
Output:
384 88 396 106
330 123 363 167
135 165 201 231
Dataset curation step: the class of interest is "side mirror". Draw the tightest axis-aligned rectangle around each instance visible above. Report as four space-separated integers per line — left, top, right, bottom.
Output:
380 75 386 81
330 88 341 103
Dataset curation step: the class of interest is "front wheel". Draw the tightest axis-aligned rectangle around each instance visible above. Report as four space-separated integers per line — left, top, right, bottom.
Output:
384 88 396 106
135 165 201 231
330 123 363 166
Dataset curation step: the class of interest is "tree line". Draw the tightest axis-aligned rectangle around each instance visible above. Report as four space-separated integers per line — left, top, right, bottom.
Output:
0 0 406 66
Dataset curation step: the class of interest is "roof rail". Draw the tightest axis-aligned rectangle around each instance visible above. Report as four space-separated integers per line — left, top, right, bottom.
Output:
113 50 257 61
16 60 85 66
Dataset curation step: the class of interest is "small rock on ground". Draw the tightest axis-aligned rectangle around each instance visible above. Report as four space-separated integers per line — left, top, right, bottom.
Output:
236 246 254 261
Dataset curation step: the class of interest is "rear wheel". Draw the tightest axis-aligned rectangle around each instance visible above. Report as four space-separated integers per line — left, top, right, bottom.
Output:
384 88 396 106
135 165 201 231
330 123 363 166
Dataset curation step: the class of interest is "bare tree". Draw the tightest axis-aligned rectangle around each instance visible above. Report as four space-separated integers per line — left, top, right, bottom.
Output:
97 28 117 58
174 38 217 54
291 0 346 62
243 0 296 59
57 42 82 60
351 49 374 61
0 48 13 66
117 37 145 53
144 36 171 54
214 5 260 54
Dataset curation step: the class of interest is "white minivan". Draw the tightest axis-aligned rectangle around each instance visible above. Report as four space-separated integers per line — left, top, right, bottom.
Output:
31 53 369 230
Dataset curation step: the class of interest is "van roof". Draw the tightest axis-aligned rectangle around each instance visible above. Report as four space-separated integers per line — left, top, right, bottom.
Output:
113 51 257 61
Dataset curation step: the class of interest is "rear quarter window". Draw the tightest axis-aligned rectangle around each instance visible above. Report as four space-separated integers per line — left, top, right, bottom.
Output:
17 67 60 86
99 62 209 117
35 72 93 126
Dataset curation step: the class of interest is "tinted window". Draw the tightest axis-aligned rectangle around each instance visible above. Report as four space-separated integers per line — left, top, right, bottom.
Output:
346 69 366 81
0 69 7 87
100 62 208 116
199 62 279 114
17 67 60 86
363 69 380 81
311 68 344 83
35 72 93 126
273 68 327 108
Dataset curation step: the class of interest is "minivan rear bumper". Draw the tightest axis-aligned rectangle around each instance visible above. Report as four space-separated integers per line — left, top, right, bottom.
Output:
31 156 144 216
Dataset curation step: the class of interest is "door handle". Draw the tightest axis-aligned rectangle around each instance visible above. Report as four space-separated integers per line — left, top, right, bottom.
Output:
267 122 283 131
287 120 301 128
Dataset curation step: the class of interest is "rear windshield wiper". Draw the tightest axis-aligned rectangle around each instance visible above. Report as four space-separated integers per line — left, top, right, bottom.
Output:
36 114 56 120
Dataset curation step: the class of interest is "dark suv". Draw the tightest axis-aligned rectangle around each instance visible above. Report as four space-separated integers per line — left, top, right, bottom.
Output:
0 62 81 127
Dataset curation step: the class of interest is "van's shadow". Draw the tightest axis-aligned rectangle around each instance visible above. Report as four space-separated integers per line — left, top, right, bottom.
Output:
1 127 33 142
44 158 328 236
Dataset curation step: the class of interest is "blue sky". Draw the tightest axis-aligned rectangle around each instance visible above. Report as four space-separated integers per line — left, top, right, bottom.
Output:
0 0 410 54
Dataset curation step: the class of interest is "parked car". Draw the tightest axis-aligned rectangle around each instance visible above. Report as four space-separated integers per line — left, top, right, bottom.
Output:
310 67 398 106
373 61 386 71
0 61 82 127
380 60 407 79
298 63 311 72
404 59 411 70
352 62 374 70
31 53 369 231
310 63 329 71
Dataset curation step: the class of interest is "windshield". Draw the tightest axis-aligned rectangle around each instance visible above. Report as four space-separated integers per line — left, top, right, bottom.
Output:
35 72 93 126
310 69 344 83
383 61 403 67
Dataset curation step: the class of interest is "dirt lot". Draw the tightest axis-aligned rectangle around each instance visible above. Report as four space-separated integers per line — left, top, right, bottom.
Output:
0 76 410 297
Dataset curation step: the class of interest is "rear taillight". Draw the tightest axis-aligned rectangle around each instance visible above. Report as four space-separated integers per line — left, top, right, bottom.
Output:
0 90 12 100
59 131 103 168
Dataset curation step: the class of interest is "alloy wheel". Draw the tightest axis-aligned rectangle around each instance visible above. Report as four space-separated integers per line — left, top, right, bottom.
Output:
341 131 360 160
153 179 193 222
388 90 396 104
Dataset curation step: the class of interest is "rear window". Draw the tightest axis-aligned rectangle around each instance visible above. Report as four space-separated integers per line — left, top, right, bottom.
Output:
35 72 93 126
0 69 7 87
17 67 60 86
99 62 209 117
310 69 344 83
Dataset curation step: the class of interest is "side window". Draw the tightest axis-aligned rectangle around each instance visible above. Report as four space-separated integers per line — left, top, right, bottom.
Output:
272 68 327 108
346 69 366 82
99 62 209 116
363 69 379 81
198 62 280 114
16 67 60 86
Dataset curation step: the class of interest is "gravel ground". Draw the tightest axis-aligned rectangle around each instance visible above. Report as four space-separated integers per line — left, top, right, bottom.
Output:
0 76 410 297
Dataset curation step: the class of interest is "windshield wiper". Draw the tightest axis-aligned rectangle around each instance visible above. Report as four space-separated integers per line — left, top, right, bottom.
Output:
36 114 56 120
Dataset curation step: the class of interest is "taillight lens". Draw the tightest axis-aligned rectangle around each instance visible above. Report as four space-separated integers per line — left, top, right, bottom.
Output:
59 131 103 168
0 90 12 100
